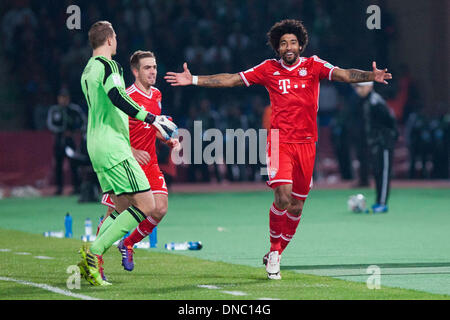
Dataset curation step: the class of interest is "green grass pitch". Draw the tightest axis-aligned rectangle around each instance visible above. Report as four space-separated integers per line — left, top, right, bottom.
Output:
0 187 449 300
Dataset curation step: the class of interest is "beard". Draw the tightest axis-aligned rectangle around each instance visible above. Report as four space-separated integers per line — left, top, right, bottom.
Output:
281 51 299 65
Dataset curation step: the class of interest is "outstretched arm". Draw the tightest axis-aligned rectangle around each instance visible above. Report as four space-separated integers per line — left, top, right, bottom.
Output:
155 130 181 151
332 61 392 84
164 62 244 88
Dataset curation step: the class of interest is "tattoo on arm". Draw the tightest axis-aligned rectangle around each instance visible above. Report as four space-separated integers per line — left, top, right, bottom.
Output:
202 75 224 87
199 73 243 88
348 69 372 82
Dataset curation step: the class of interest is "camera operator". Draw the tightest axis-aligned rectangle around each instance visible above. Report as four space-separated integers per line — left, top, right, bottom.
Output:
47 88 86 195
352 82 398 213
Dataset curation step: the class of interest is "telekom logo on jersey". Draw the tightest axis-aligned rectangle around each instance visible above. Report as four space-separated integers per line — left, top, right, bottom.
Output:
278 79 306 94
278 79 291 94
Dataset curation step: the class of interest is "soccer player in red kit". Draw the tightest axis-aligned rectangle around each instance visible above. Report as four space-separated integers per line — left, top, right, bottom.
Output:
165 19 392 280
98 50 179 277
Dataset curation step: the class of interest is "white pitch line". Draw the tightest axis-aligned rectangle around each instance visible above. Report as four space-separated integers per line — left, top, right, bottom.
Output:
221 290 247 296
34 256 55 260
198 284 279 299
197 285 221 290
0 277 100 300
1 248 55 260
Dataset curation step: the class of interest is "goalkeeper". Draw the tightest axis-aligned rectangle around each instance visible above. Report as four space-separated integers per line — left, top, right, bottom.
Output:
78 21 177 286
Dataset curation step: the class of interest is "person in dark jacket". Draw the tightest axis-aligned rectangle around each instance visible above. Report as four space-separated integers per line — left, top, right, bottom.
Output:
352 82 398 213
47 88 86 195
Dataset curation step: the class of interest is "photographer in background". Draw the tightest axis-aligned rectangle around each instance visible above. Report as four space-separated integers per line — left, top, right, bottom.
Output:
352 82 398 213
47 88 86 195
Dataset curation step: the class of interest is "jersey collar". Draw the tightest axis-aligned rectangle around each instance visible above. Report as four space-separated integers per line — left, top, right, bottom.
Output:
279 57 305 71
132 84 153 99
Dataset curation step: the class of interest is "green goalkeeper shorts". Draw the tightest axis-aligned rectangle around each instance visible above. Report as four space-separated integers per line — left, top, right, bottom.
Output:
96 157 150 196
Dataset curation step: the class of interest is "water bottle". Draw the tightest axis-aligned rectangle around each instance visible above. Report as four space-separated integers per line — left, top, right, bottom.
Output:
165 241 202 251
81 234 96 242
187 241 202 250
64 213 73 238
84 218 92 236
149 226 157 248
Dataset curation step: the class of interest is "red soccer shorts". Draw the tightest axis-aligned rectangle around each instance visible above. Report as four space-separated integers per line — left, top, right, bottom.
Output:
101 163 168 208
266 141 316 200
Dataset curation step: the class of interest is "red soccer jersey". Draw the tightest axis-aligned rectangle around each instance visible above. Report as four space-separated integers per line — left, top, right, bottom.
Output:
239 56 337 143
126 84 162 165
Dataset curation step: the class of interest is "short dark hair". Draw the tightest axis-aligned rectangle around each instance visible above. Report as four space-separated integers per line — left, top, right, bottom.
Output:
130 50 156 70
267 19 309 55
88 21 114 50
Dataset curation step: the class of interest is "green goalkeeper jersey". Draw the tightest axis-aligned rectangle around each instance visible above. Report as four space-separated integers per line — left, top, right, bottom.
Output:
81 55 148 172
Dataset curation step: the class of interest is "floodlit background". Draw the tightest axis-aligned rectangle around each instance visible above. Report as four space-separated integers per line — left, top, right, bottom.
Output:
0 0 448 196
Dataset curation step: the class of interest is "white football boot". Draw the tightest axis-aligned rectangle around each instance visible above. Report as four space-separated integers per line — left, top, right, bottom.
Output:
265 251 281 280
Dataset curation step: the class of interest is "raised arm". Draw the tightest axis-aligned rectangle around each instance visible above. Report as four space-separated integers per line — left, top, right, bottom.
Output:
164 62 244 88
332 61 392 84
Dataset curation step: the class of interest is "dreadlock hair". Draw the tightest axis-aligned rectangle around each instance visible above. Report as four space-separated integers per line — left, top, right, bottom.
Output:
267 19 309 56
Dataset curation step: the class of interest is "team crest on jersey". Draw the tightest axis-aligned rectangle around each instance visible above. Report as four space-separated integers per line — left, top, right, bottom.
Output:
299 68 308 77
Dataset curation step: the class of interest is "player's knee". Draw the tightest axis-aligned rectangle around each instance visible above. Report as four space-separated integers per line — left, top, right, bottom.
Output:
288 199 304 216
274 185 292 209
289 204 303 216
136 201 156 217
274 194 290 210
153 203 168 220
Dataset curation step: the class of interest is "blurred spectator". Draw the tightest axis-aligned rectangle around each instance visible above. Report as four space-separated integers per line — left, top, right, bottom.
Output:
32 88 54 130
2 0 37 55
346 86 371 187
262 104 271 131
406 112 450 180
430 116 449 179
386 64 414 123
351 82 398 212
225 101 249 182
318 81 339 126
47 88 86 195
405 112 432 179
329 104 353 180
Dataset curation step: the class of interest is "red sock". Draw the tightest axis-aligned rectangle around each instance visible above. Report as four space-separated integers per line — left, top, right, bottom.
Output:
124 215 160 247
269 203 286 253
280 211 302 254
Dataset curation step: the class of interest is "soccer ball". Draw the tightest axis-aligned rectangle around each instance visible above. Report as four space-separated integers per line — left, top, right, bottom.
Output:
347 194 367 213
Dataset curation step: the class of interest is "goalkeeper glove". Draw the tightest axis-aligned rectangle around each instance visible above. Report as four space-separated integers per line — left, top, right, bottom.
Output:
145 114 178 140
